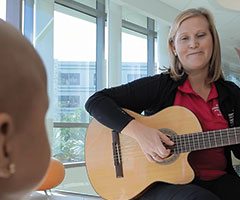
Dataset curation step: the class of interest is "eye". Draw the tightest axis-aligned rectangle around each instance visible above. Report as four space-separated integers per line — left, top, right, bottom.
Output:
180 36 188 41
197 33 206 38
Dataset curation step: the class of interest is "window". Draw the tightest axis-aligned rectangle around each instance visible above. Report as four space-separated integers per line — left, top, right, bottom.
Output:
58 96 80 108
0 0 6 20
52 4 97 165
60 73 80 85
127 73 145 82
54 4 96 124
121 12 156 84
122 29 147 83
226 74 240 87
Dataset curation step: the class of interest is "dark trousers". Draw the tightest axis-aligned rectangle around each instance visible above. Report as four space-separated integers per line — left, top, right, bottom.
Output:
138 174 240 200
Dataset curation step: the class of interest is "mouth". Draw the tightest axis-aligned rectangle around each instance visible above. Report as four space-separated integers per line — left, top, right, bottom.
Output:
188 51 202 56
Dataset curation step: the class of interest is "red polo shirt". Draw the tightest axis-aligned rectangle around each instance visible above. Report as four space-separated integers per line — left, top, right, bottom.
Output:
174 79 228 180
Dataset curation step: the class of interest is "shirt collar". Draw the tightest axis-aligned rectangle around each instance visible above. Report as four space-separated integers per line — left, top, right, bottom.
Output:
178 79 218 101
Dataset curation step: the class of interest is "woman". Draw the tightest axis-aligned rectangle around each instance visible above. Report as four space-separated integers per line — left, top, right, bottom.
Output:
85 8 240 199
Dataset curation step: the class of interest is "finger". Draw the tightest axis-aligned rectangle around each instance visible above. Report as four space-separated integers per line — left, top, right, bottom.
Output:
151 153 165 162
159 132 174 145
156 146 171 158
145 153 155 162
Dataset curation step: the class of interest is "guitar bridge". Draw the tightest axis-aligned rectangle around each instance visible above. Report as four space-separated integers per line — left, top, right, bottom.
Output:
112 130 124 178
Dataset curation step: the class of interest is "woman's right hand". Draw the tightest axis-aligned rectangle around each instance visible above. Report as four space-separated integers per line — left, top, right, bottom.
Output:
121 119 174 162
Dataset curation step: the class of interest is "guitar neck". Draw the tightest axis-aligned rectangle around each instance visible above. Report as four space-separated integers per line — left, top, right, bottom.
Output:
173 127 240 153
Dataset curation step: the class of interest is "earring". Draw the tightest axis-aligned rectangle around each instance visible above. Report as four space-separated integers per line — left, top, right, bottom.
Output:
0 162 16 178
174 51 177 56
9 163 16 175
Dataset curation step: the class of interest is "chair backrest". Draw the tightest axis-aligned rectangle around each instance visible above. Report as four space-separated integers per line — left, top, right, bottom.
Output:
37 158 65 191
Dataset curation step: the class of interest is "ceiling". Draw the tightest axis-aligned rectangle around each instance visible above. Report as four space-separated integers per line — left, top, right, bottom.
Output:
116 0 240 73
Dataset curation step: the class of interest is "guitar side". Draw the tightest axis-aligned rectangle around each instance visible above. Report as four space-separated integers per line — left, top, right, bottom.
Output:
85 106 202 200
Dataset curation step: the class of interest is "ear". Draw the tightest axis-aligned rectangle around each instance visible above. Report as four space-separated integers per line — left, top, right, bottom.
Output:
0 113 15 178
170 40 177 56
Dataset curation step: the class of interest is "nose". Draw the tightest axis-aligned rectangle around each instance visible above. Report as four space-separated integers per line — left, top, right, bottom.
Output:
189 38 199 49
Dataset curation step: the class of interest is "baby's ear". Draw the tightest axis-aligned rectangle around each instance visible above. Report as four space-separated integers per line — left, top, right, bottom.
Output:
0 113 15 178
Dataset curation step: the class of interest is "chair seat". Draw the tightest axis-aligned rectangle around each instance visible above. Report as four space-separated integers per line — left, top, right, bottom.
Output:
37 158 65 191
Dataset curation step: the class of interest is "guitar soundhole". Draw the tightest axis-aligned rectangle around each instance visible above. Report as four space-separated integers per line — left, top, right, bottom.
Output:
158 128 179 164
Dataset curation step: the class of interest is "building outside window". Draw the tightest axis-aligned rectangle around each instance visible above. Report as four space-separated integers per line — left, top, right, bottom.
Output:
60 73 80 85
122 30 147 83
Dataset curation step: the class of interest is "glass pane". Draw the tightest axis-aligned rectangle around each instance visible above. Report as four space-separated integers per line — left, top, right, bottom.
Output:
225 74 240 87
122 28 147 83
0 0 6 20
54 5 96 123
52 128 86 162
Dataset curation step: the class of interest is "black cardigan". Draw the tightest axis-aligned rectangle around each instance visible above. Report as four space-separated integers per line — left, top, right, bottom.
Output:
85 72 240 176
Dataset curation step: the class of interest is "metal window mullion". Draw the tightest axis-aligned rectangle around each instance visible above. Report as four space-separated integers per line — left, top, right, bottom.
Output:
23 0 34 42
6 0 22 30
147 17 155 76
122 19 147 36
53 122 89 128
64 161 86 168
96 0 105 91
55 0 97 18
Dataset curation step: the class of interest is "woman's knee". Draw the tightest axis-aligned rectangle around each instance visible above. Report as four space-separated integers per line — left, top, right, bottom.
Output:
138 183 220 200
180 185 220 200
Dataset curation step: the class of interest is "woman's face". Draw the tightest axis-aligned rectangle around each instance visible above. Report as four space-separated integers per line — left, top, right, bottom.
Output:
173 16 213 75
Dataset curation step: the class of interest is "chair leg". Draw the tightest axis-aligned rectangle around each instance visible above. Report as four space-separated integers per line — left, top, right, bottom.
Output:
44 189 52 196
44 190 52 200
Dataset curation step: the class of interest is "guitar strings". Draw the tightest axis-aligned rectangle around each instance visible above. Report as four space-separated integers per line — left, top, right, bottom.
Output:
109 127 240 161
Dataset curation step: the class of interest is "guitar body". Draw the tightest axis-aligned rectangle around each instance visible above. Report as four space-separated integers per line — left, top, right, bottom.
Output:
85 106 203 200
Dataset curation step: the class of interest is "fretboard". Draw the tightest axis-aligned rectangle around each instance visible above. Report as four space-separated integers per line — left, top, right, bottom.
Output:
172 127 240 154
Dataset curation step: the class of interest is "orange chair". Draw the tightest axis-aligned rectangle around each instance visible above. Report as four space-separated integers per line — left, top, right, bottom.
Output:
37 157 65 192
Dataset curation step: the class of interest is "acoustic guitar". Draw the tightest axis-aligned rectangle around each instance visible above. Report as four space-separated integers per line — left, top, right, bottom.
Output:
85 106 240 200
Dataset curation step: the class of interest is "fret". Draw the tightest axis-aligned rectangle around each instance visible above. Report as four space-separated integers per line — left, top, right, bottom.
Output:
172 135 179 154
173 127 240 154
228 130 237 145
213 131 217 148
221 129 229 146
175 134 182 154
226 129 230 145
187 134 191 151
202 132 210 149
197 132 203 150
192 133 197 150
234 128 238 144
197 133 201 150
207 131 211 148
187 134 195 152
219 130 224 147
192 133 200 151
207 131 216 148
236 128 240 143
234 128 239 143
182 134 187 152
215 131 223 147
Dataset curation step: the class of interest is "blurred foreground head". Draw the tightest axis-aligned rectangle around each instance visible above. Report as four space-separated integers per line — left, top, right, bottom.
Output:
0 19 50 199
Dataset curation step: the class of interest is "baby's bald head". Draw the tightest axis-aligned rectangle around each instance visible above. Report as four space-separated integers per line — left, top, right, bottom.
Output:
0 19 47 129
0 20 50 199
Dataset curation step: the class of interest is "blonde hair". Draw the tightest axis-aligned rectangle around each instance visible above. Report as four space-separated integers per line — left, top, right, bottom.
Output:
168 7 224 82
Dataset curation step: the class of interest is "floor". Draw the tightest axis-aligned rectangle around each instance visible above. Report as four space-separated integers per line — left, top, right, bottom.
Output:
28 191 101 200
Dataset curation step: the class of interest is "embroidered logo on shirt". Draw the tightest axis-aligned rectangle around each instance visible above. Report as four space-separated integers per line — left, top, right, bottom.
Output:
212 103 222 117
